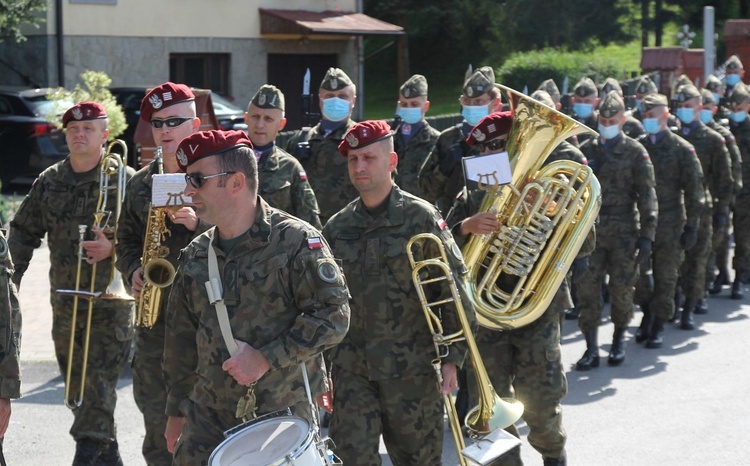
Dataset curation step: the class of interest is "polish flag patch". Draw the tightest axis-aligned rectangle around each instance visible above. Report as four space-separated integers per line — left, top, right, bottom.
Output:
299 170 308 180
307 237 323 249
436 216 447 230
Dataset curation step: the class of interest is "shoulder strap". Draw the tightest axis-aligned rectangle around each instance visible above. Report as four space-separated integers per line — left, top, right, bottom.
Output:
205 230 239 356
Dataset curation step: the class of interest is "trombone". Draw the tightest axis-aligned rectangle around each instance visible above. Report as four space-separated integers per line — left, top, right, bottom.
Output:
56 139 133 409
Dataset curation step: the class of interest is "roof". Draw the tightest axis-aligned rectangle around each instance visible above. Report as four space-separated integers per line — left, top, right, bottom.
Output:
683 49 704 68
725 19 750 37
641 47 685 70
259 9 404 38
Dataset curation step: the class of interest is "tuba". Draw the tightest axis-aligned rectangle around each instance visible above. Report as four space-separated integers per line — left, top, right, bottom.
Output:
463 84 601 331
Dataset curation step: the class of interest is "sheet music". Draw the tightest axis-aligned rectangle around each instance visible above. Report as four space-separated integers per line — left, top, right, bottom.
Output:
152 174 191 207
462 151 512 187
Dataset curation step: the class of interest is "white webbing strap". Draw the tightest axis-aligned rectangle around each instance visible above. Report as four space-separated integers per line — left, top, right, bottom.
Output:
205 231 239 357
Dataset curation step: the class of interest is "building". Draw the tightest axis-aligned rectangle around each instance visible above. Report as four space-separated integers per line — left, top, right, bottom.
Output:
640 46 705 96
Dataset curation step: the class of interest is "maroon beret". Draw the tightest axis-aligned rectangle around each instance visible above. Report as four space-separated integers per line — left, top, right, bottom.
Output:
175 130 253 172
466 111 513 146
140 82 195 122
62 101 107 128
338 120 393 157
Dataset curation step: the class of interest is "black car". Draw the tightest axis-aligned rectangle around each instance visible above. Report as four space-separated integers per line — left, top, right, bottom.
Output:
0 87 71 189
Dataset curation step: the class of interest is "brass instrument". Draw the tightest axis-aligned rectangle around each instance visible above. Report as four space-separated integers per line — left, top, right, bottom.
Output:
57 139 133 408
136 146 177 328
463 84 601 331
407 234 523 466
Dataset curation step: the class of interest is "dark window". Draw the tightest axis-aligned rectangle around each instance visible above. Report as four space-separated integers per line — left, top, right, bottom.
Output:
170 54 230 96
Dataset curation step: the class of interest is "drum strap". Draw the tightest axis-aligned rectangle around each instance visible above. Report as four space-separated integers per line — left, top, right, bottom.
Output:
206 231 239 356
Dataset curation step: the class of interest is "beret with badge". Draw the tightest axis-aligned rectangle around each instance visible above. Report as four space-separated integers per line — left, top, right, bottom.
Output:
574 77 597 97
466 111 513 147
62 101 107 128
251 84 285 111
641 93 669 112
463 66 495 98
726 55 744 71
175 129 253 172
531 90 555 108
674 84 701 103
338 120 393 157
320 68 354 91
635 75 658 95
599 91 625 118
600 77 623 97
537 79 560 98
400 74 428 98
140 82 195 123
728 82 750 105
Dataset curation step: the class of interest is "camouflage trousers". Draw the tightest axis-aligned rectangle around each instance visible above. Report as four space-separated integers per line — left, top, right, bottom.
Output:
51 301 133 442
329 366 444 466
732 194 750 275
706 206 731 281
680 207 713 301
133 317 172 466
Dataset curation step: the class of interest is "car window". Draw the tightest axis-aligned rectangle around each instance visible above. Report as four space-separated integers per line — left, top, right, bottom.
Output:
26 97 73 118
0 96 11 115
211 93 243 114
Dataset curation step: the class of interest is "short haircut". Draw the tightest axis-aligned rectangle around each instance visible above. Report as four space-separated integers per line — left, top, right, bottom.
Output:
216 146 258 193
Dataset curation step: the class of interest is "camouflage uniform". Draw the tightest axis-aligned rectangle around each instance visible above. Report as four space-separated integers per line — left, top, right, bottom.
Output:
569 77 599 147
8 156 135 445
164 197 350 464
393 121 440 199
0 229 21 402
323 185 471 466
115 161 211 466
729 109 750 280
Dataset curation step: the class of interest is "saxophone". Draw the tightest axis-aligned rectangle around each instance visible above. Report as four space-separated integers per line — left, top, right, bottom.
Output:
136 146 176 328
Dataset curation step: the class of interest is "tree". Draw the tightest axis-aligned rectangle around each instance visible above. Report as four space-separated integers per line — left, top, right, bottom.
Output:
0 0 46 43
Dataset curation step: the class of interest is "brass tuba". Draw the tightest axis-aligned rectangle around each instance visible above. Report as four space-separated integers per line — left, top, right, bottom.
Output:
462 85 601 331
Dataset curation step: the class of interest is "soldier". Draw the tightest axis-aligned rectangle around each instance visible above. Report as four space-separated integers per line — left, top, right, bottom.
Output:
727 83 750 299
284 68 358 225
163 130 350 464
705 75 731 123
115 82 208 466
631 75 659 121
323 120 471 465
392 74 440 199
574 91 657 369
634 94 704 349
570 77 599 146
599 77 644 139
724 55 746 99
418 66 502 214
672 84 733 327
245 84 322 229
9 102 135 464
0 228 21 454
537 79 563 110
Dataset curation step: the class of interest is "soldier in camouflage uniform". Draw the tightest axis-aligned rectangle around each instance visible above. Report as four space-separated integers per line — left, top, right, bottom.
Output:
115 82 208 466
163 130 350 464
724 55 746 100
245 84 322 229
599 77 645 139
0 228 22 448
418 67 502 214
569 77 599 146
672 84 733 327
537 79 563 110
705 75 731 123
634 94 704 349
392 74 440 199
9 102 135 465
727 83 750 299
631 75 659 121
284 68 358 225
324 120 471 465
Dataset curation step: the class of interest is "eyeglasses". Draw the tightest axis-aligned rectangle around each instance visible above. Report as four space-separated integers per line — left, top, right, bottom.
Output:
185 171 237 189
476 138 508 153
150 117 193 129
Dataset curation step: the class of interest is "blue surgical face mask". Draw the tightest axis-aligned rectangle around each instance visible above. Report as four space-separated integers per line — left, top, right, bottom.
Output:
730 111 748 123
727 73 742 87
676 107 696 125
462 104 489 127
643 117 662 135
699 109 714 124
321 97 351 122
397 106 423 125
635 99 643 113
597 122 620 140
713 92 721 104
573 102 593 119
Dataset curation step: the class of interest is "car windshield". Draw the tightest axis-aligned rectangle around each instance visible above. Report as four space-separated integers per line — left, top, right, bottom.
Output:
211 93 243 115
26 97 74 118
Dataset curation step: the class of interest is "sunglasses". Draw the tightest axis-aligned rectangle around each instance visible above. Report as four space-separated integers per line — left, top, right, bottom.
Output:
150 117 193 129
185 171 237 189
476 138 508 153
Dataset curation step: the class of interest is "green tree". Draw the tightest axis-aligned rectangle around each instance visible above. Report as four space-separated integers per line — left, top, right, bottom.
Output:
0 0 46 43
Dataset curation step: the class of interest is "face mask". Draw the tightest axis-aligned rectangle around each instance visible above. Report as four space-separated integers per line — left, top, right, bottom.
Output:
597 122 620 140
462 104 489 127
643 117 662 135
573 103 593 119
397 106 423 125
699 109 714 124
713 92 721 104
676 107 696 125
635 99 643 113
321 97 351 122
730 111 748 123
727 73 742 87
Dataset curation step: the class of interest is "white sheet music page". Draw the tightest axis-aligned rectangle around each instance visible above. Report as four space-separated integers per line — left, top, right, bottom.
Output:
152 174 191 207
462 151 513 187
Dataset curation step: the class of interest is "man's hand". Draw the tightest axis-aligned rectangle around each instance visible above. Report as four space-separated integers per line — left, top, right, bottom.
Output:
130 266 145 298
459 212 499 236
165 415 186 453
81 227 114 264
221 340 271 386
170 207 200 232
0 398 11 438
634 236 653 265
439 362 458 396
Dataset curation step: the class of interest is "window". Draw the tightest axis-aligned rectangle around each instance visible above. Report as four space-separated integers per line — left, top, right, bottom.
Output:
170 54 230 96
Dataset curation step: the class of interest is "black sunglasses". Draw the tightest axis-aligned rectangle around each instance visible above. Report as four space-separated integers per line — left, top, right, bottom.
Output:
476 138 508 153
185 171 237 189
150 117 193 129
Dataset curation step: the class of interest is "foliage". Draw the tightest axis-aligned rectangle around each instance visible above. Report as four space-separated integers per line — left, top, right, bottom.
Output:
0 0 46 43
47 70 127 140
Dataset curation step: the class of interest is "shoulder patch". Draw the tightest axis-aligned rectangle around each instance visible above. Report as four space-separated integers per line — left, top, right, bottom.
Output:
642 151 650 159
435 213 447 230
316 258 340 284
299 170 307 180
307 237 323 250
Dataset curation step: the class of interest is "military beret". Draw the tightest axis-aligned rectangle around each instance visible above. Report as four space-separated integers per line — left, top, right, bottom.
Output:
705 75 723 92
62 101 107 128
641 93 669 111
466 111 513 147
728 83 750 105
635 75 658 95
320 68 353 91
463 66 495 98
175 129 253 172
700 88 716 105
400 74 428 98
674 84 701 103
574 77 597 97
531 90 555 108
140 82 195 123
537 79 560 97
250 84 285 111
600 77 623 97
599 91 625 118
726 55 744 71
338 120 393 157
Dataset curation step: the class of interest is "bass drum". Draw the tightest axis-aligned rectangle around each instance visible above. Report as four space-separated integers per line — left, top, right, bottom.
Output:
209 415 326 466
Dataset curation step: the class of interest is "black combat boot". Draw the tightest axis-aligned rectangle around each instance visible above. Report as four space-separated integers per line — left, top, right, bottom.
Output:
73 439 104 466
608 326 627 366
635 306 652 344
543 451 567 466
694 294 709 315
575 329 599 371
95 440 123 466
680 299 696 330
708 268 728 295
646 317 666 349
731 278 744 300
564 307 579 320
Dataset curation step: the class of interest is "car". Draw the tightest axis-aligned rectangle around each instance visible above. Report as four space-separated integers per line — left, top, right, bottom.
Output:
0 87 72 189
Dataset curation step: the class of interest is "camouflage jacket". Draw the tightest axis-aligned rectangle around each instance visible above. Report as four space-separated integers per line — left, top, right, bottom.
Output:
544 139 588 165
623 115 645 139
393 121 440 199
707 119 743 194
571 111 599 146
675 122 733 213
729 118 750 197
580 133 658 241
0 230 21 399
163 197 350 416
258 145 323 230
323 185 472 381
639 131 704 228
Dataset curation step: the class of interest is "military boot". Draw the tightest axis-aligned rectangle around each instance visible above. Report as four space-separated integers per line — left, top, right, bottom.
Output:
95 440 123 466
670 287 684 323
73 439 104 466
731 279 744 300
646 317 666 349
680 299 696 330
708 268 728 295
575 329 599 371
608 326 627 366
564 307 579 320
694 294 709 315
543 452 567 466
635 306 652 344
